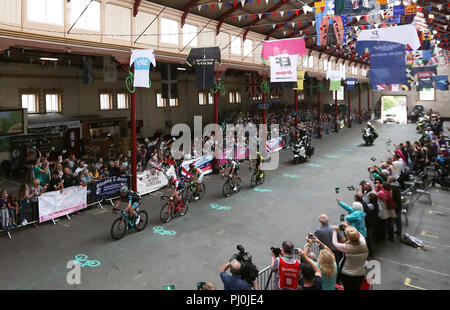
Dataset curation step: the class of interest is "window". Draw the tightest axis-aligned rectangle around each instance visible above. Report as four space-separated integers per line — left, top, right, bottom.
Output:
182 24 198 48
308 55 314 68
100 93 113 110
27 0 64 26
231 35 241 55
45 93 62 112
21 93 39 113
229 91 241 103
198 92 213 105
117 93 129 109
161 18 178 45
70 0 101 31
351 66 359 75
323 59 328 71
302 55 308 67
156 92 179 107
418 88 435 101
339 63 346 75
332 86 344 101
244 39 253 57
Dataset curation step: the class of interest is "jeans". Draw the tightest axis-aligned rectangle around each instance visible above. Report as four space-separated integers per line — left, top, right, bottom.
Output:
366 226 376 257
386 218 395 241
1 208 9 229
394 213 402 236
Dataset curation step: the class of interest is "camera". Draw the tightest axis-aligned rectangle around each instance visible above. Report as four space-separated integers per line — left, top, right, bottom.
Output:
271 247 282 257
231 245 259 285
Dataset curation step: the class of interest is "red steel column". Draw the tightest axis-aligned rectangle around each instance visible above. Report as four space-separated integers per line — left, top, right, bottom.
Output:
347 89 351 128
131 76 137 191
335 90 339 132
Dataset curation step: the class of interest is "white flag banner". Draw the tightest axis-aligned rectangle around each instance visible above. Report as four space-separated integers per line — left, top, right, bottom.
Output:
356 16 361 22
218 3 222 9
241 0 245 7
38 186 87 223
130 49 156 88
270 54 298 83
258 13 262 19
238 15 242 21
280 11 284 18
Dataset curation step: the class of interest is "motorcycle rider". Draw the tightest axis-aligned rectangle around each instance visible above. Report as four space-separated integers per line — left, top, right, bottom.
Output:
366 122 378 139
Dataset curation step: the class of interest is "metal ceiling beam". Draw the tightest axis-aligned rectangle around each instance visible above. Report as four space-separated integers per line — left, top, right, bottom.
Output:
216 1 248 36
181 0 201 28
242 0 290 41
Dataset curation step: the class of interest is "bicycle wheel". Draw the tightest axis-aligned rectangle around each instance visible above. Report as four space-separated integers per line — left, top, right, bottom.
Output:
160 203 173 223
111 217 127 240
198 183 206 199
178 200 189 216
236 178 242 193
223 181 232 197
251 173 258 188
134 210 148 232
183 186 193 203
259 172 265 185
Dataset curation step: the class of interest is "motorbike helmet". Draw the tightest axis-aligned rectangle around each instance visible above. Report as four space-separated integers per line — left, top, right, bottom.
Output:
367 121 372 126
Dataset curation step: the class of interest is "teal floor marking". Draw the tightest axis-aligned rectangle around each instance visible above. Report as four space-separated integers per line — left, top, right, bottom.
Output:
308 163 322 167
283 174 300 178
253 188 272 193
152 226 176 236
325 155 340 159
74 254 101 268
210 203 231 210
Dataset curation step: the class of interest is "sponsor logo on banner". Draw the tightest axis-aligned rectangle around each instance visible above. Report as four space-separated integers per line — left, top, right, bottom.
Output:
135 57 151 70
94 176 129 198
270 54 298 83
136 166 176 196
181 155 214 176
38 186 87 223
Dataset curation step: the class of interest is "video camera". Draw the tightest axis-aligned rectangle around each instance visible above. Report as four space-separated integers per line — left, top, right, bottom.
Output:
231 245 259 285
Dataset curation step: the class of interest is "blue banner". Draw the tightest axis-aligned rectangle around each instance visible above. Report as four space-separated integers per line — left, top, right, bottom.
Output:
94 176 129 198
356 41 408 86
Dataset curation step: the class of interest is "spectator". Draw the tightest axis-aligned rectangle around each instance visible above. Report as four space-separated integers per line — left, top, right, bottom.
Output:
270 241 301 290
198 282 217 290
99 166 108 179
374 182 397 242
81 169 93 185
314 214 345 266
18 184 32 226
89 166 100 180
48 170 64 192
8 194 19 228
29 179 46 228
387 176 403 238
297 248 322 290
33 158 50 186
363 193 379 258
55 163 64 179
62 168 74 188
336 197 367 238
1 190 9 230
311 236 337 290
220 260 253 290
332 224 369 290
74 161 87 176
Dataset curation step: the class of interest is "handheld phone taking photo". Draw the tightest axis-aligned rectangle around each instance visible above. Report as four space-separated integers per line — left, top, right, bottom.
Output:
340 214 346 222
308 233 314 239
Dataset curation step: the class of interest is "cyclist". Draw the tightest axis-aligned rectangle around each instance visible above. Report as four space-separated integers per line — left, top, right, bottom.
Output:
228 158 240 191
113 185 141 225
163 175 184 208
251 152 263 179
188 163 204 200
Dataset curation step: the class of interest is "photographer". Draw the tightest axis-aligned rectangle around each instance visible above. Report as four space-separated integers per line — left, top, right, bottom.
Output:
219 260 255 290
270 241 301 290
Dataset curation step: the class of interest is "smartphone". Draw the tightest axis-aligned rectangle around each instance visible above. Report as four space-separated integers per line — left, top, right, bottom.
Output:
340 214 345 222
308 233 314 239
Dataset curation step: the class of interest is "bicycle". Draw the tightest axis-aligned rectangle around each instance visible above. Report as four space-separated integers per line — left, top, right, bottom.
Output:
221 173 241 197
159 194 189 223
110 206 148 240
249 166 265 188
183 179 206 203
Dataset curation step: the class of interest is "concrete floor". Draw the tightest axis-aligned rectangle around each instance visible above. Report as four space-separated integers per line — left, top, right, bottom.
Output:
1 122 449 290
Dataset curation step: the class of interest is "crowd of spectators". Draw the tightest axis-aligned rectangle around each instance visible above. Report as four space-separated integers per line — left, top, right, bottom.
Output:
217 109 448 291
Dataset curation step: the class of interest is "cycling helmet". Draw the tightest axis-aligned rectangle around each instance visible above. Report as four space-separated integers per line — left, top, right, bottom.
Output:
189 162 195 168
120 185 128 193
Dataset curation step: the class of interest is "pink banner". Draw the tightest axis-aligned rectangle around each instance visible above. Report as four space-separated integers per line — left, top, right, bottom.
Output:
261 38 306 61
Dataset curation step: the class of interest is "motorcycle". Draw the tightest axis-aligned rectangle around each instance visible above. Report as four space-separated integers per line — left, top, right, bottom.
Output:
362 128 375 146
293 136 314 164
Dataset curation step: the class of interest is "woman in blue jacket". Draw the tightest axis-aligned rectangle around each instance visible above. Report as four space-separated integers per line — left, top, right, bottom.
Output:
336 197 367 238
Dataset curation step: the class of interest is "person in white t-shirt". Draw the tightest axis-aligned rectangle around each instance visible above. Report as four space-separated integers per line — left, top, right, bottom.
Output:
391 154 405 180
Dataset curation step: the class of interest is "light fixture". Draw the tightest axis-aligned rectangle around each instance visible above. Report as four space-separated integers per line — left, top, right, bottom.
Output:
177 67 186 71
40 57 59 61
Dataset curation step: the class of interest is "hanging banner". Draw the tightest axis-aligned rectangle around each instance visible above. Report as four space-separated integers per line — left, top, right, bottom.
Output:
136 166 176 196
345 78 359 90
130 49 156 88
432 75 449 90
261 38 306 62
318 15 346 46
266 137 284 153
38 186 87 223
270 54 298 83
186 47 221 89
334 0 379 16
356 24 421 51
